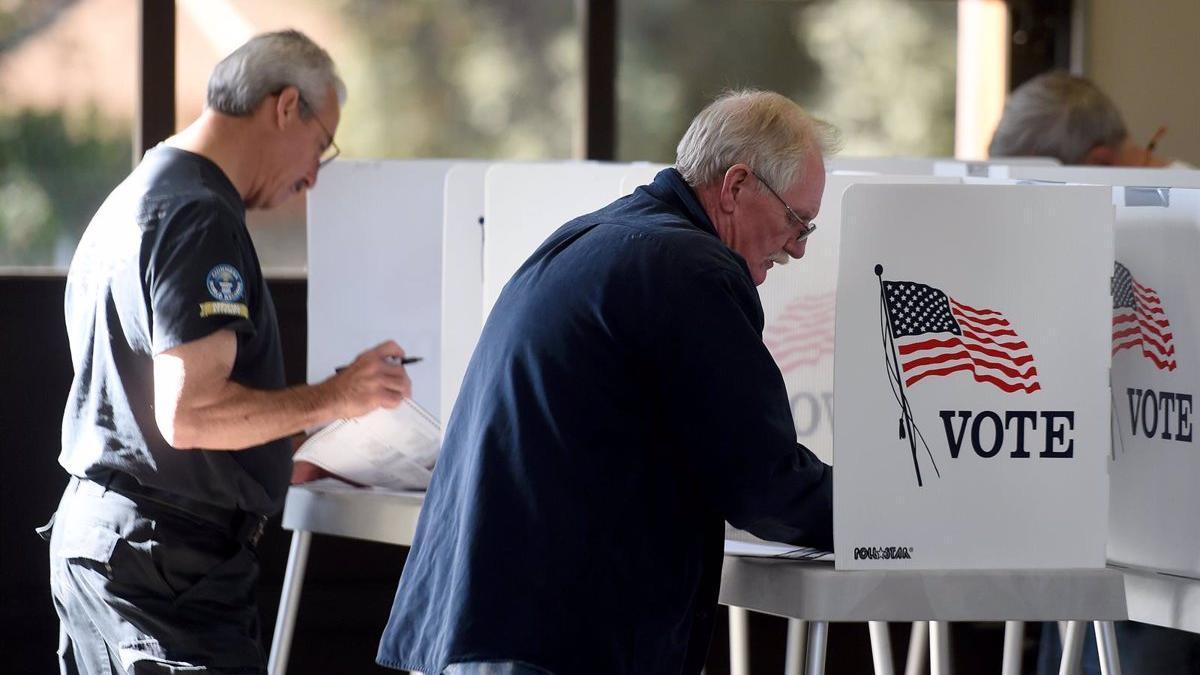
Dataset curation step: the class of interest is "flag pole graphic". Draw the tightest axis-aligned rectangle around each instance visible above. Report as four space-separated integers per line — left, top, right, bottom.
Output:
877 264 927 487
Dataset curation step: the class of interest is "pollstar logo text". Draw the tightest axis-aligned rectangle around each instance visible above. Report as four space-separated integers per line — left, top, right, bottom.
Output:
853 546 913 560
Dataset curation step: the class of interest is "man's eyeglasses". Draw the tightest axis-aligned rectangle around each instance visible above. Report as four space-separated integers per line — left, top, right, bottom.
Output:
298 95 341 169
751 169 816 242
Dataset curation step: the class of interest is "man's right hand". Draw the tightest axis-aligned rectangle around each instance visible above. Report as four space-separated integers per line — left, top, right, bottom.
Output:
325 340 413 418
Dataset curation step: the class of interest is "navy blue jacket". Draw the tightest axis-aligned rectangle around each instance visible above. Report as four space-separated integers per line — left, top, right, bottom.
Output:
377 168 833 675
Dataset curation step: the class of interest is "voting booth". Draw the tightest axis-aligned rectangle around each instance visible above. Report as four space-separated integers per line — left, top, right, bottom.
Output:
482 162 630 318
965 164 1200 583
991 164 1200 189
833 183 1114 570
307 160 457 419
440 163 490 424
1107 185 1200 581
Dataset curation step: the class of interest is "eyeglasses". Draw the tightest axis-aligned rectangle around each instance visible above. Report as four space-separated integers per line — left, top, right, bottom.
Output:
297 95 341 169
751 169 817 242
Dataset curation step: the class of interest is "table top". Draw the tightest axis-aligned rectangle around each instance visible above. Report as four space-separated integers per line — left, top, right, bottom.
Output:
1116 563 1200 634
280 480 425 546
719 556 1128 622
279 482 1198 629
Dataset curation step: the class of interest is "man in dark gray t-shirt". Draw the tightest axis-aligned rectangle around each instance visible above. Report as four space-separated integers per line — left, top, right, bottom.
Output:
45 30 412 675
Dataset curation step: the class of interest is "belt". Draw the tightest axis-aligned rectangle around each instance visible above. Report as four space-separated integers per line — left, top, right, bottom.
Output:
73 473 268 548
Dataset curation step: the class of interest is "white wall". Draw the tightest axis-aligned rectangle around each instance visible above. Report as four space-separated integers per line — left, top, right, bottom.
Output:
1086 0 1200 166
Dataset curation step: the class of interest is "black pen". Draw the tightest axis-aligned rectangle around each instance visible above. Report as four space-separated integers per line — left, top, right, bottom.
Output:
335 355 422 373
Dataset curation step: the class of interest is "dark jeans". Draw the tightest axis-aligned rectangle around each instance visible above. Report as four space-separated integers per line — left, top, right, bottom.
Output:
43 477 266 674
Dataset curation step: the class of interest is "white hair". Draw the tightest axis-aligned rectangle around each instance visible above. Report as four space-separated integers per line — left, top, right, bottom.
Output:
207 29 347 119
988 71 1127 164
675 89 840 191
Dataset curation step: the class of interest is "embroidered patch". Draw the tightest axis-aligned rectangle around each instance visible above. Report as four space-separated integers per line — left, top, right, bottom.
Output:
199 302 249 318
206 264 244 302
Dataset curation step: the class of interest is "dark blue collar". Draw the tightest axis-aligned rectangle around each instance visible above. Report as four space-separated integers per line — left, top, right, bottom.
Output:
645 168 718 238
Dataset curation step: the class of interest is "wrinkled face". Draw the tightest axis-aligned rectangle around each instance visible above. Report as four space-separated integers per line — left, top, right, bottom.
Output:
259 88 340 210
729 152 825 285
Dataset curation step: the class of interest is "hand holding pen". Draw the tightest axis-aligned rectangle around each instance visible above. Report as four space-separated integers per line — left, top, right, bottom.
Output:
326 341 416 418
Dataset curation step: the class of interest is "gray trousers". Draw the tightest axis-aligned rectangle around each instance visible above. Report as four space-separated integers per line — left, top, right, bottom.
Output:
44 478 265 674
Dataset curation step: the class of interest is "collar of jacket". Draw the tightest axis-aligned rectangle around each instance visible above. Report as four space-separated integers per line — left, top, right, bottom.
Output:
645 167 719 239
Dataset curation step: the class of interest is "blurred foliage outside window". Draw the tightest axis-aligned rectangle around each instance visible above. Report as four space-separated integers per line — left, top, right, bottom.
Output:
0 0 132 268
618 0 957 162
1 0 955 271
172 0 580 271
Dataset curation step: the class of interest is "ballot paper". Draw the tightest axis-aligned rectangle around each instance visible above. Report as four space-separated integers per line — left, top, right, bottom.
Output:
294 399 441 491
723 539 832 561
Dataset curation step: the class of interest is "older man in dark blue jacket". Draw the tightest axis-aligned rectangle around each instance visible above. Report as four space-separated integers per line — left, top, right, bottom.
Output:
378 90 838 675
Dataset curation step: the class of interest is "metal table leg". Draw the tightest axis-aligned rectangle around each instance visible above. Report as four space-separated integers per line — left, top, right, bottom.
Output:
268 530 313 675
729 607 750 675
905 621 928 675
930 621 951 675
869 622 895 675
785 619 808 675
1093 621 1122 675
1057 620 1085 675
1001 621 1024 675
805 621 829 675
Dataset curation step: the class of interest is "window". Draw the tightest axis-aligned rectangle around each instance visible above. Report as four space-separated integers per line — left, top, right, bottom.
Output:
0 0 135 268
617 0 957 162
175 0 581 273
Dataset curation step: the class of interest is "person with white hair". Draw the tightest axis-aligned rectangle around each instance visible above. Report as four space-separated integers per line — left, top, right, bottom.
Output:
989 71 1186 167
43 30 412 674
377 90 838 675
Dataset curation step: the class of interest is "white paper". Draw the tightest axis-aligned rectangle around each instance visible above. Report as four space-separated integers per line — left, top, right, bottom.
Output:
294 399 442 491
723 539 832 561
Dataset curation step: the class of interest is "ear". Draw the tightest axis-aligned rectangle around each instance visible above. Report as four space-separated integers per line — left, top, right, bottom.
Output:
273 86 302 131
1081 144 1117 166
718 163 752 214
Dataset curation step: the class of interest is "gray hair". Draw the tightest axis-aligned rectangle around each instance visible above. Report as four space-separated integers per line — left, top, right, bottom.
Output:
988 71 1127 164
675 89 840 191
207 29 347 119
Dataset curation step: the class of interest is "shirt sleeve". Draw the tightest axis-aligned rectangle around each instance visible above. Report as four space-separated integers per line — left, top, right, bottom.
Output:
147 197 257 355
654 264 833 550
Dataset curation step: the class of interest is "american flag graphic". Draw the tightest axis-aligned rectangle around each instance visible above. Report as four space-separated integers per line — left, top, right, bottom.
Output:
764 291 836 373
883 280 1041 394
1112 262 1176 371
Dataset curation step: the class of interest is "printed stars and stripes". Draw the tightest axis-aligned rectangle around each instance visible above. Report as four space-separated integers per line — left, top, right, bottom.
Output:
764 291 836 373
1112 262 1176 371
883 280 1040 394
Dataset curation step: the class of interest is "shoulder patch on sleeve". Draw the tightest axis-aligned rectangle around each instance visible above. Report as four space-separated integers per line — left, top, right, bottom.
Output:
205 264 245 302
199 301 249 319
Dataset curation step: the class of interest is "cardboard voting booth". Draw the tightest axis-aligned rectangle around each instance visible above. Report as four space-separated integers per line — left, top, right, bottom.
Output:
975 165 1200 579
1108 186 1200 580
992 164 1200 189
833 183 1114 570
932 158 1060 178
440 163 490 424
619 163 669 196
307 160 455 419
482 162 630 319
